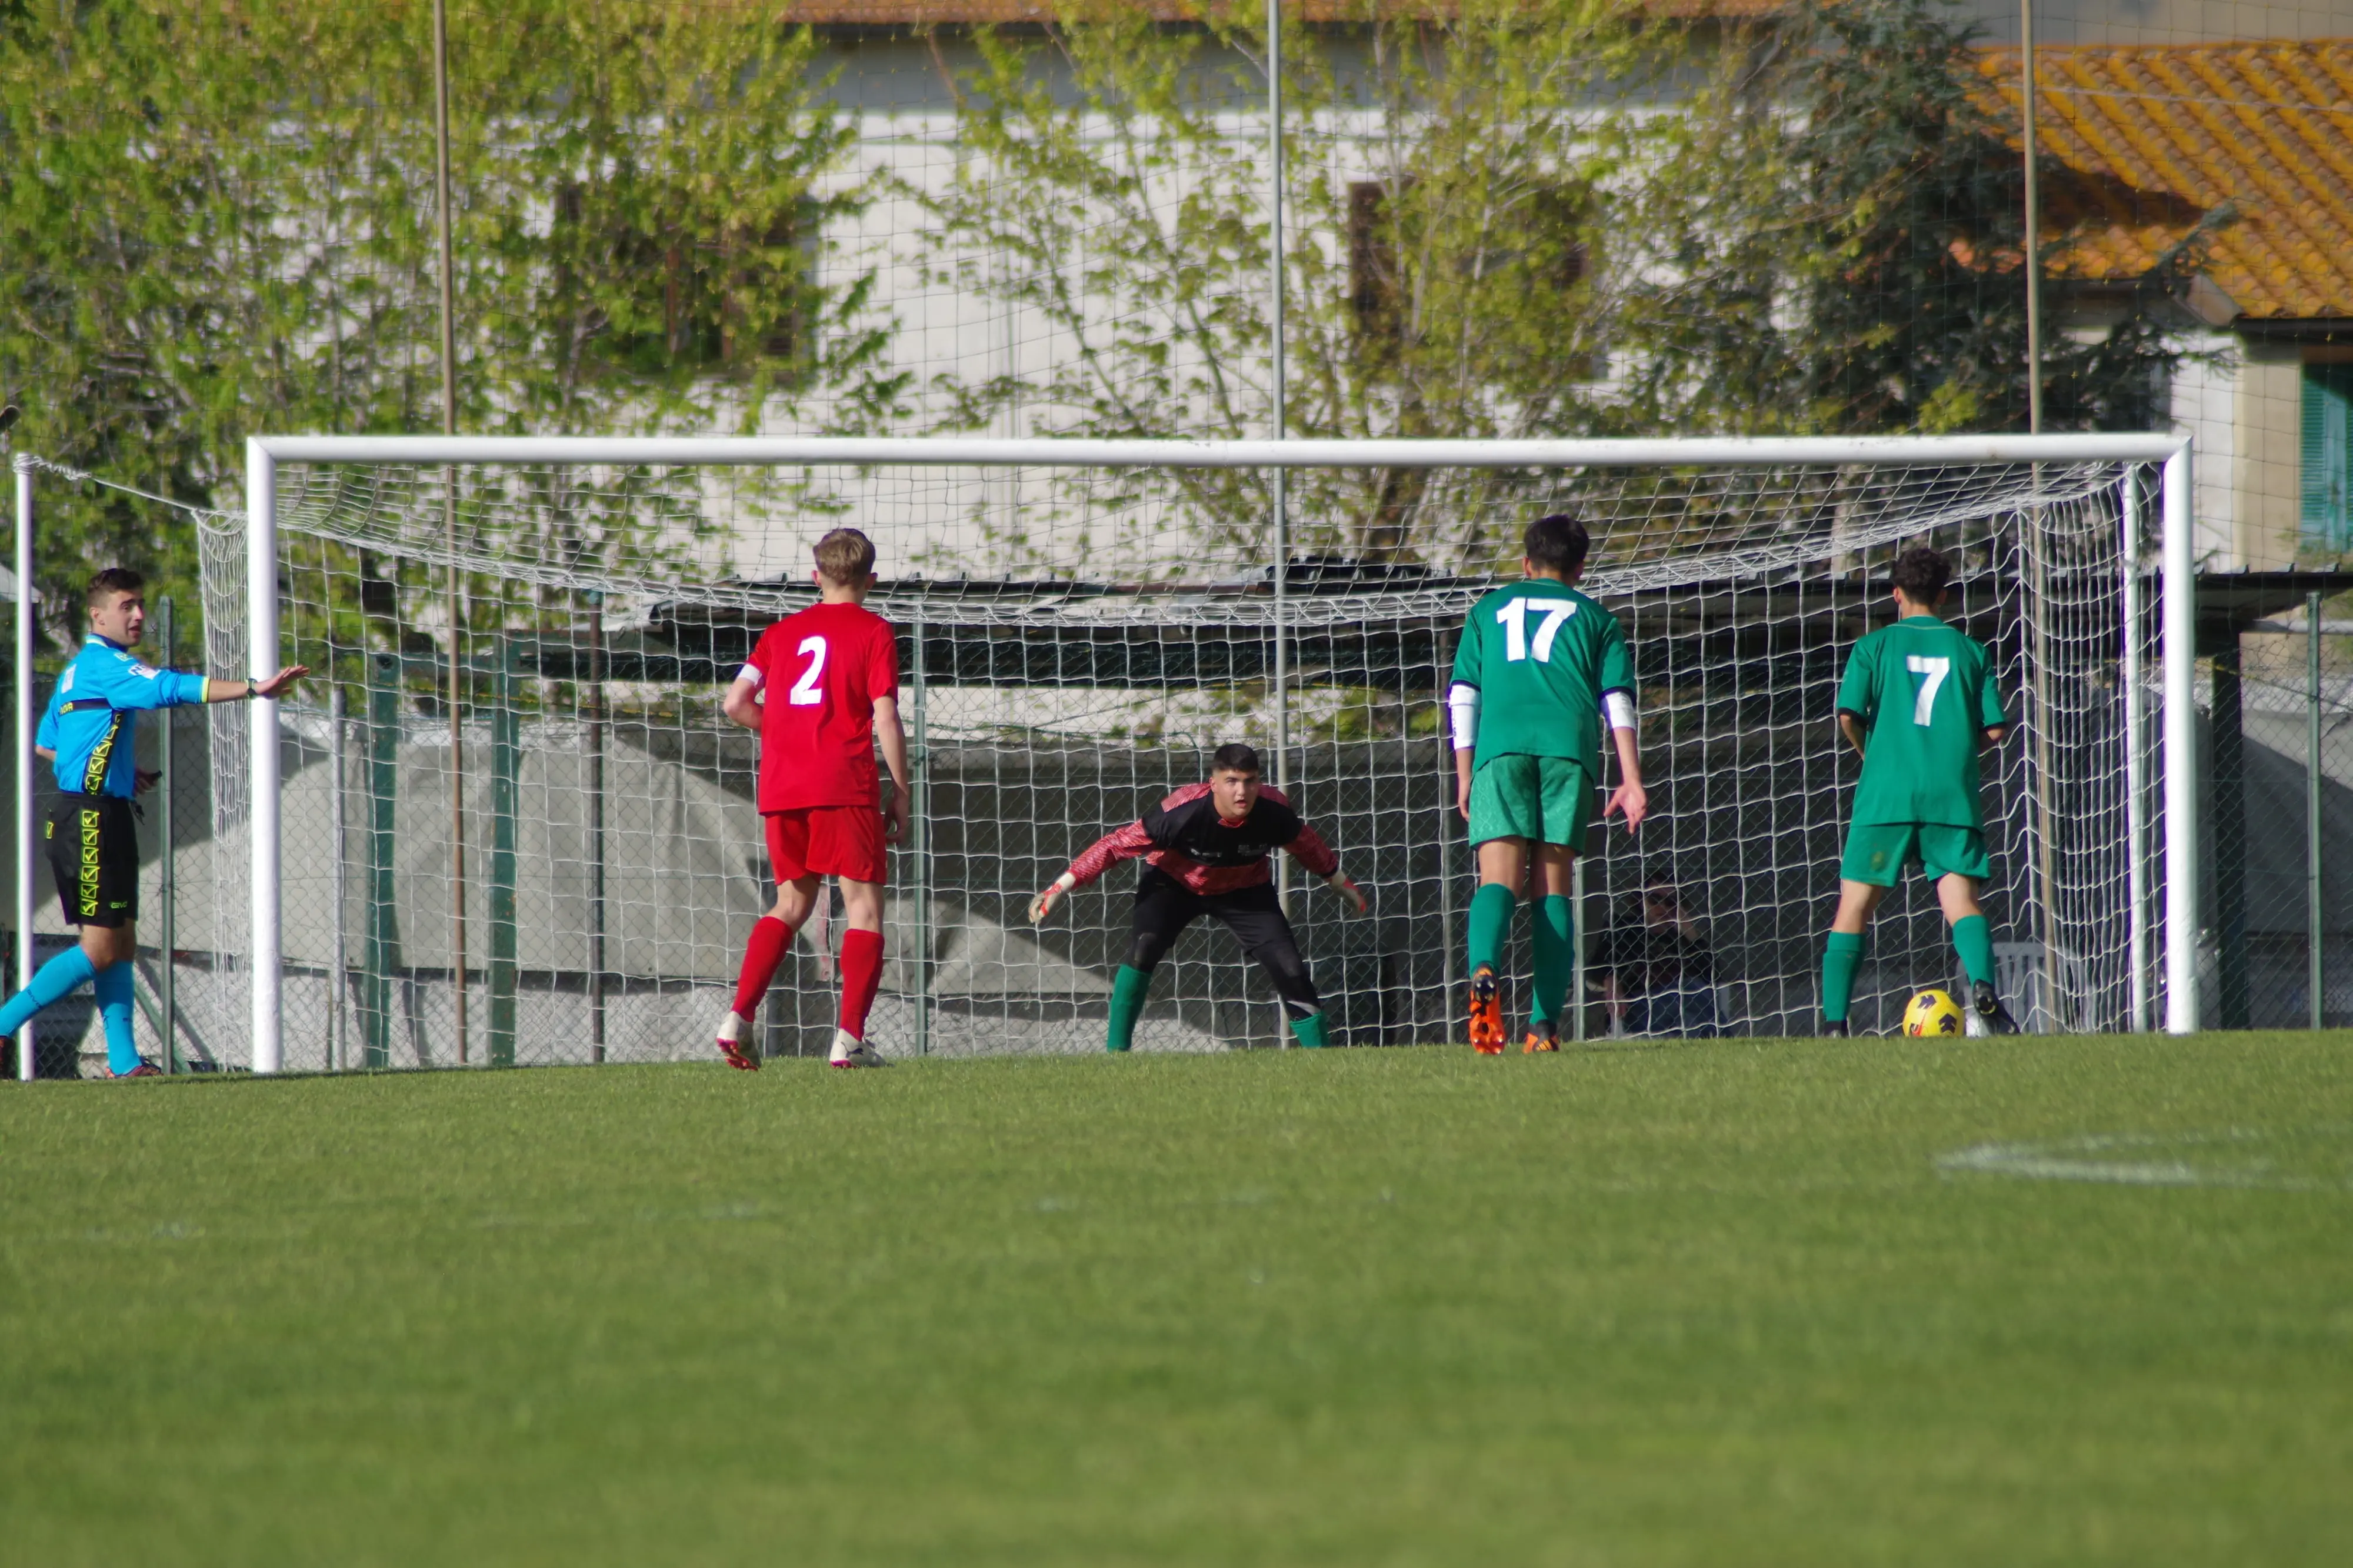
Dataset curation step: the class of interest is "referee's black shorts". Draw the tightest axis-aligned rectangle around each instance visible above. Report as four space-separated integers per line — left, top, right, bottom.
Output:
45 793 138 928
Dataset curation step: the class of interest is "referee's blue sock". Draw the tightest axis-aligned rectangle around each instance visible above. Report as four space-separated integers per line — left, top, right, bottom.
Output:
94 963 141 1076
0 946 99 1038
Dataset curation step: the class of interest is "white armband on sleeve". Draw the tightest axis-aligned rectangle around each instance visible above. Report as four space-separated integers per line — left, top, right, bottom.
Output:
1603 690 1637 734
734 663 763 688
1447 682 1481 750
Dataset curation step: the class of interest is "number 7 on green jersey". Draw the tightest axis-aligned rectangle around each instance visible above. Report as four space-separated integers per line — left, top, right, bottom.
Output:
1905 654 1949 726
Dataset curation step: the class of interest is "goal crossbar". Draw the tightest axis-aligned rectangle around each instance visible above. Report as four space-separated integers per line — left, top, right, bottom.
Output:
249 433 2190 469
213 434 2198 1074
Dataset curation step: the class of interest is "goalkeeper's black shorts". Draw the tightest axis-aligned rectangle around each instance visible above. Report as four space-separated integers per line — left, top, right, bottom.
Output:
1125 867 1320 1019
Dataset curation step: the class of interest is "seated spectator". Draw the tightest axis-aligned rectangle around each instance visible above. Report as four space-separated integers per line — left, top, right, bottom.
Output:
1597 876 1719 1038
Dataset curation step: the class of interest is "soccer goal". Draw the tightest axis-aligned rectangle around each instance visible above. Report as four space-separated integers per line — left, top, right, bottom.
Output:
13 433 2197 1076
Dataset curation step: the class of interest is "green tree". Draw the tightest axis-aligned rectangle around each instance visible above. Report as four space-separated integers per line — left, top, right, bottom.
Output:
1623 0 2196 436
916 0 1670 576
0 1 906 649
918 0 2193 584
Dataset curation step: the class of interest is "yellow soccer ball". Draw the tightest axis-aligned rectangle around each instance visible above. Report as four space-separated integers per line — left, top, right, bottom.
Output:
1902 989 1965 1036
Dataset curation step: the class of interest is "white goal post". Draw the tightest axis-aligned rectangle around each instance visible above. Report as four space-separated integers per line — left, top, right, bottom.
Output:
195 431 2197 1074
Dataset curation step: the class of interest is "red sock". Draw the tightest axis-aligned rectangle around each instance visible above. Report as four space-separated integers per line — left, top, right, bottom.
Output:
837 928 884 1041
732 916 793 1019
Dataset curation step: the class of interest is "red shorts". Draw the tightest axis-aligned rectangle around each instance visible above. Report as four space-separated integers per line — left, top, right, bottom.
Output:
765 805 887 885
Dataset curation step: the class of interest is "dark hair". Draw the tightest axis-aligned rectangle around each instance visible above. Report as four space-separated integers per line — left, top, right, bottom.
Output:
1211 742 1262 776
86 567 144 607
813 527 876 584
1524 512 1590 577
1890 545 1951 602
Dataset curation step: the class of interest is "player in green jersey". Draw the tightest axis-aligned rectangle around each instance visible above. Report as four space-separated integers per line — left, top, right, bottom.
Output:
1820 545 2021 1036
1448 512 1647 1053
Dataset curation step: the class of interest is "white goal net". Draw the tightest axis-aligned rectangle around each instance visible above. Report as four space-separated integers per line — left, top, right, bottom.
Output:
15 436 2195 1072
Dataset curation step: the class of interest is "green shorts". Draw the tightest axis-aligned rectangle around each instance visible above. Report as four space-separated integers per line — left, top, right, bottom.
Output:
1468 755 1592 849
1839 822 1991 887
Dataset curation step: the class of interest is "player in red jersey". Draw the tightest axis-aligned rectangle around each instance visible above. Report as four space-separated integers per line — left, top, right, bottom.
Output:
715 528 909 1069
1028 743 1367 1052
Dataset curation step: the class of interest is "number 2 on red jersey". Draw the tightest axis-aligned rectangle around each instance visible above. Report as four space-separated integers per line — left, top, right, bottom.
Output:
788 635 826 706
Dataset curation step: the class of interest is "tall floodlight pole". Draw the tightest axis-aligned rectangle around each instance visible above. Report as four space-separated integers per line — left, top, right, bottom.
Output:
2018 0 2063 1025
2021 1 2044 434
1267 0 1292 926
434 0 469 1063
13 448 34 1080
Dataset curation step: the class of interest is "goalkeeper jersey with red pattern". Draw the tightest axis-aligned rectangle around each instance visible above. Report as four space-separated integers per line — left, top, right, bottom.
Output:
1064 783 1340 897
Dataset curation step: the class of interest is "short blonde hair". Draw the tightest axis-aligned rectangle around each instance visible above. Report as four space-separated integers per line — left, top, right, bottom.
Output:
814 528 876 585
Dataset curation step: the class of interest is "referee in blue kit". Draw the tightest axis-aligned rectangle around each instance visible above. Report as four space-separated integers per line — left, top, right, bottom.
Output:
2 568 306 1076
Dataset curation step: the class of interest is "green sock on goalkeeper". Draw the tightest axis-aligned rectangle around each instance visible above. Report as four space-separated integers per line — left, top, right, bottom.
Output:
1106 964 1151 1052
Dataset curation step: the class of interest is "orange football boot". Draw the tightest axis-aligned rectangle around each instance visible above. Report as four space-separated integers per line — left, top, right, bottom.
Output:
1468 965 1505 1054
1523 1023 1559 1054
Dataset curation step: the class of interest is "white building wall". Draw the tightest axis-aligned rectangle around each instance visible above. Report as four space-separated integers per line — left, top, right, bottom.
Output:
2169 331 2241 567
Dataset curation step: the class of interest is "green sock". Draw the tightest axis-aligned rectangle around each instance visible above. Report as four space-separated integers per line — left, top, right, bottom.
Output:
1822 932 1865 1023
1951 915 1996 987
1287 1011 1330 1049
1468 883 1516 977
1107 965 1151 1052
1530 894 1574 1029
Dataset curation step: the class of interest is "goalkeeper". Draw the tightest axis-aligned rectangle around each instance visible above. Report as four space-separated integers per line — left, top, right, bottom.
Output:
1449 511 1646 1053
1819 544 2019 1036
1028 744 1367 1051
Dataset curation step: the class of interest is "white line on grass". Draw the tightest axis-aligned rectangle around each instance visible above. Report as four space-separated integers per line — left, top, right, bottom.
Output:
1937 1128 2352 1192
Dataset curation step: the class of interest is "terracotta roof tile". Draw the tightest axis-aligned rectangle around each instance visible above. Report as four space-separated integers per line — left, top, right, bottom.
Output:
1972 39 2353 322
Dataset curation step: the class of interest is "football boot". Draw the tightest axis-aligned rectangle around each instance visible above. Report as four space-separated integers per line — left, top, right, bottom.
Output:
1468 965 1505 1054
829 1029 889 1069
1522 1022 1559 1054
1971 981 2021 1036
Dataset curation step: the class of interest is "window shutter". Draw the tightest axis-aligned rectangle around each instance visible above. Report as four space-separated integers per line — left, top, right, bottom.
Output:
2304 362 2353 553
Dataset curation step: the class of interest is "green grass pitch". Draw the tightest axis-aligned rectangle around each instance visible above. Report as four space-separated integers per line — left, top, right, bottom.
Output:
4 1034 2350 1566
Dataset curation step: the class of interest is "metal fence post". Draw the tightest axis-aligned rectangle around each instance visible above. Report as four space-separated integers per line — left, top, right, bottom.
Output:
330 684 347 1072
364 650 401 1067
909 615 929 1058
1437 633 1455 1045
2213 636 2247 1029
585 592 606 1063
1570 855 1587 1043
2310 589 2325 1032
489 641 518 1066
